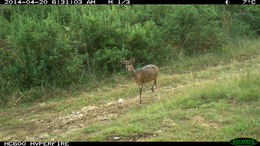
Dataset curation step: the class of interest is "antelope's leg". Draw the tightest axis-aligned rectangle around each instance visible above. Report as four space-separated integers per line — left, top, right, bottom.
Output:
154 79 157 90
151 84 154 92
139 86 143 104
151 79 157 92
154 80 158 96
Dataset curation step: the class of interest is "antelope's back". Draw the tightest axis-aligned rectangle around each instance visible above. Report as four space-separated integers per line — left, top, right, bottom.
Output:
136 64 159 83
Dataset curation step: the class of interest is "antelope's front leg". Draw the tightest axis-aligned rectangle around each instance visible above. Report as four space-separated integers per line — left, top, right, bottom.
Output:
139 85 143 104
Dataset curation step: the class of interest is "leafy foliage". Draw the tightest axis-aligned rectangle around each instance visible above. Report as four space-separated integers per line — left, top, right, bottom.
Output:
0 5 259 106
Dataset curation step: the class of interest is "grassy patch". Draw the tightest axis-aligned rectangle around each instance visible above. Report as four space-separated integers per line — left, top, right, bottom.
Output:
76 68 260 141
162 38 260 74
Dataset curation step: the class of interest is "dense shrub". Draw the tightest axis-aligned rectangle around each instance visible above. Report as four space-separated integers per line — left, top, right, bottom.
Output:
0 5 259 106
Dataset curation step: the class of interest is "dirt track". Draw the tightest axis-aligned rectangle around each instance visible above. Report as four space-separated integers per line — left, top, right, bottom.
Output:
0 85 169 141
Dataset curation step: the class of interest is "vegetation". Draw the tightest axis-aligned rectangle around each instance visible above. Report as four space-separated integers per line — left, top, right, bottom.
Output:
0 5 259 107
0 5 259 141
0 38 259 141
80 70 260 141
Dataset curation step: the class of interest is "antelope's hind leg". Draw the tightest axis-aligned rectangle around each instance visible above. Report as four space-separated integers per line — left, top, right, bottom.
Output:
151 79 157 92
153 79 158 97
150 79 154 92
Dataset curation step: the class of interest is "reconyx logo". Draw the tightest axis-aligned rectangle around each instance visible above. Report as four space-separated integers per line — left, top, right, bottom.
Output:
230 137 258 146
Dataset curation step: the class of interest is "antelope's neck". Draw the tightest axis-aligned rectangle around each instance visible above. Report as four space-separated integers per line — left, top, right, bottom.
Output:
129 65 136 77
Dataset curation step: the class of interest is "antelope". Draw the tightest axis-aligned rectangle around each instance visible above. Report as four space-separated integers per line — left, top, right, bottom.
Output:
120 58 159 104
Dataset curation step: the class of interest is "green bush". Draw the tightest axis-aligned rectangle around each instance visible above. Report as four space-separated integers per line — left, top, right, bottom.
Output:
0 5 259 106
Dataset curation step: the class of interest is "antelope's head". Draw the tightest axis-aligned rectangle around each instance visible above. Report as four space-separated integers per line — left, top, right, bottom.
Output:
120 58 136 71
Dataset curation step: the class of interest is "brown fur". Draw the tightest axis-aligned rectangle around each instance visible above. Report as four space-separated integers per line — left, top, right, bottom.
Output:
120 58 159 104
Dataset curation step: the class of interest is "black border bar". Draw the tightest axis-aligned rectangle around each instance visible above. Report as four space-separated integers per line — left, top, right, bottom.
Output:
0 0 258 4
0 142 236 146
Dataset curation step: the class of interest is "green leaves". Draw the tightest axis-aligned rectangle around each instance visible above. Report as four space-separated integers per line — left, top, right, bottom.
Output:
0 5 259 106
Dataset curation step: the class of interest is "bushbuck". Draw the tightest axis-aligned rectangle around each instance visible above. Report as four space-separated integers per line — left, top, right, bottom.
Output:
120 58 159 104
